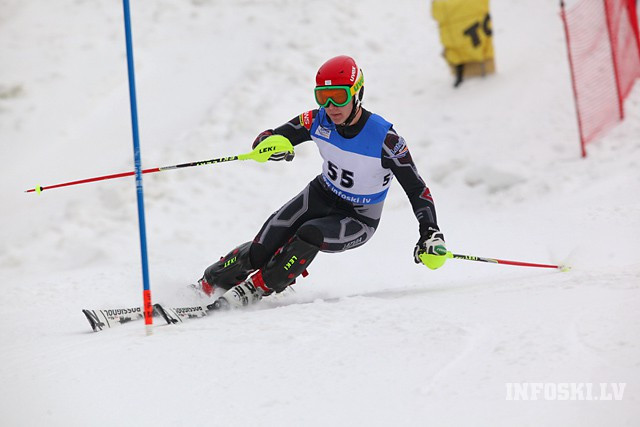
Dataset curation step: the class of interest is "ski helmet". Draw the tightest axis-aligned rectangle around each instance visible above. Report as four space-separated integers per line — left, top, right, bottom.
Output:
315 55 365 111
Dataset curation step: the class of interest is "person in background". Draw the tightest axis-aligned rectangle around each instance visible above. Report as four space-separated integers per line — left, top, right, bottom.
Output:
431 0 495 87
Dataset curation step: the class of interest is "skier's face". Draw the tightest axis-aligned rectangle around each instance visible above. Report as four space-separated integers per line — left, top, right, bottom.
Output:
325 100 354 126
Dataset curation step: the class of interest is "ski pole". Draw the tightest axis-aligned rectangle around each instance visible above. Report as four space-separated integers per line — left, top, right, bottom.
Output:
419 251 570 271
25 136 293 194
447 252 569 270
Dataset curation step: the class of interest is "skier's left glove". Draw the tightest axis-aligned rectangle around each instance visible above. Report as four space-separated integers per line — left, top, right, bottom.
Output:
252 131 295 162
414 227 448 270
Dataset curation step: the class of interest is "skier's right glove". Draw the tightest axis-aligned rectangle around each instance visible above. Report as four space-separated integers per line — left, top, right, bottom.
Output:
252 131 295 162
267 150 295 162
414 227 448 270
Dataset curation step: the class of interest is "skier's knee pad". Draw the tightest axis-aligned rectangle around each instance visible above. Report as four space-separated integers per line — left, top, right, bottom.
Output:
262 234 320 293
204 242 254 290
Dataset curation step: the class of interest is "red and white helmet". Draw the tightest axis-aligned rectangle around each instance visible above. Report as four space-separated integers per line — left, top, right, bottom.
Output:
315 55 365 110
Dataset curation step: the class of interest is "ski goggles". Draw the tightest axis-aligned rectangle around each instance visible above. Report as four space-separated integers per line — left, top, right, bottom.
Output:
314 86 354 107
314 74 364 107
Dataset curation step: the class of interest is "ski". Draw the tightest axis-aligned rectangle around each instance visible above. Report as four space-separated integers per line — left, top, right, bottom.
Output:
152 303 209 324
83 303 214 332
82 307 145 332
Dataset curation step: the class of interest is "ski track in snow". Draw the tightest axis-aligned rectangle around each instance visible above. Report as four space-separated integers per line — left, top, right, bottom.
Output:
1 0 639 426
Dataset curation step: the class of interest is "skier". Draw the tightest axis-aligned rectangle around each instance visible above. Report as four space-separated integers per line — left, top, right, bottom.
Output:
198 55 447 309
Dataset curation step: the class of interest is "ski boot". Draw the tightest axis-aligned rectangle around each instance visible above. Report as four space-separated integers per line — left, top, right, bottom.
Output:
191 276 215 298
191 242 255 299
208 271 271 310
209 234 320 310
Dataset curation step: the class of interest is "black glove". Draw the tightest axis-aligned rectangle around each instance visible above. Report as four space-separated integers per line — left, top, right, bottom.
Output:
266 151 295 162
413 227 447 264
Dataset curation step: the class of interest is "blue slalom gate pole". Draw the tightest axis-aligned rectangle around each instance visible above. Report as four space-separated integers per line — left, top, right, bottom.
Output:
122 0 153 331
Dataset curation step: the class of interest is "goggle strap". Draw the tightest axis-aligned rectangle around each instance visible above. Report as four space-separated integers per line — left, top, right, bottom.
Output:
350 72 364 96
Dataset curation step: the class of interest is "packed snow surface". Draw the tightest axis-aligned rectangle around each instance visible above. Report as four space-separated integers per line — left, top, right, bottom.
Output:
1 1 639 426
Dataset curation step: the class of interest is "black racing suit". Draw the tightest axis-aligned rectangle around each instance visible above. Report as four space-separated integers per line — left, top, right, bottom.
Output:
205 108 440 292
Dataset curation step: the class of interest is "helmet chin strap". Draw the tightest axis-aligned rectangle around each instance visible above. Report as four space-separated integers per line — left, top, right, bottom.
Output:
338 99 361 127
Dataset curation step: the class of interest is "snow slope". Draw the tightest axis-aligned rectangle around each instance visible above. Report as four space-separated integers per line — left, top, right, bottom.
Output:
1 0 639 425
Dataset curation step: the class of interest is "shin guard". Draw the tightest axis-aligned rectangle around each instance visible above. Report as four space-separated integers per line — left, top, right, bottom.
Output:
203 242 254 290
261 235 320 293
